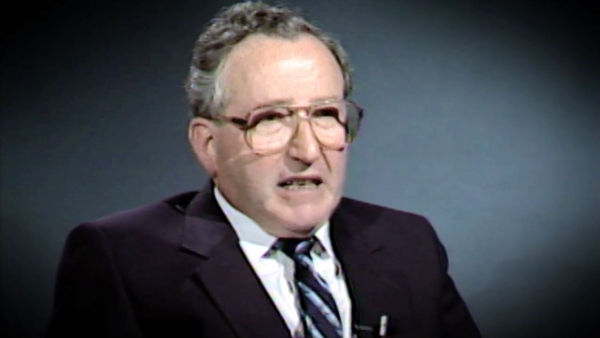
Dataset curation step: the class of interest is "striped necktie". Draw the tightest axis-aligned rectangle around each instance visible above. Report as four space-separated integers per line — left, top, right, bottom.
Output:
276 237 343 338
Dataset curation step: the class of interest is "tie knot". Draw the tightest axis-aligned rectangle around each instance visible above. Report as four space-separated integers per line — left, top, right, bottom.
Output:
275 237 316 258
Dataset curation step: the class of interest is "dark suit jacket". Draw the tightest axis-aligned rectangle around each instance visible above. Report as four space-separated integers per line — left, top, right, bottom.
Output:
47 186 481 338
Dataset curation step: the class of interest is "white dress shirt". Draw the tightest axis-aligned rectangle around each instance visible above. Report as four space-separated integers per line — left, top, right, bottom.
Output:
214 187 353 338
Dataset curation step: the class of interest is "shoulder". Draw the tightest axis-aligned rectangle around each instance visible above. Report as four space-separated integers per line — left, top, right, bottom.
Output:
66 191 199 246
55 192 205 311
94 191 197 226
336 196 443 253
335 197 451 279
337 196 435 232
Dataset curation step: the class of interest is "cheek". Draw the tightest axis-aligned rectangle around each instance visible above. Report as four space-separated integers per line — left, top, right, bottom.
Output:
245 156 282 185
213 130 248 171
215 140 282 191
326 151 348 184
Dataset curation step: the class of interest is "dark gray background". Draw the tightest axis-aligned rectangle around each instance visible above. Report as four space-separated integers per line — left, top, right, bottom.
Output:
2 0 599 337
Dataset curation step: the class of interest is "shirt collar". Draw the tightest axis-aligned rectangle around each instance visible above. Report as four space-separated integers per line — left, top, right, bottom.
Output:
213 186 336 259
214 186 275 261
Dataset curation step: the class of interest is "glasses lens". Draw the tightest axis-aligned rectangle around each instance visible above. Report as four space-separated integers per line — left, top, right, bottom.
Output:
311 104 346 149
312 101 362 145
247 107 293 154
246 101 363 154
343 101 362 142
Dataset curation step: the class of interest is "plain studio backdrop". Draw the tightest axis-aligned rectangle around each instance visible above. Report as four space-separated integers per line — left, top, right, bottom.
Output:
2 0 599 337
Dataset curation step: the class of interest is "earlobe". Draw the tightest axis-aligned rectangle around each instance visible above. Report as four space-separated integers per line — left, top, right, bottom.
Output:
188 117 217 177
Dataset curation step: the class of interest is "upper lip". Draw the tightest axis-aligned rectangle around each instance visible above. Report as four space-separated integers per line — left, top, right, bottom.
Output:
277 175 324 186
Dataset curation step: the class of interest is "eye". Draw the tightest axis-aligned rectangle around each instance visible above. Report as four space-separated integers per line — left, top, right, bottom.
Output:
261 112 284 121
248 108 289 128
313 107 340 118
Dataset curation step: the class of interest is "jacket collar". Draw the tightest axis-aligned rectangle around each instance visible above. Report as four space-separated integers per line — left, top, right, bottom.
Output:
178 182 410 337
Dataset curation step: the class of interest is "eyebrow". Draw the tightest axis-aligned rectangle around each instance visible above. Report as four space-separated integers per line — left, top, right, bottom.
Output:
252 96 342 110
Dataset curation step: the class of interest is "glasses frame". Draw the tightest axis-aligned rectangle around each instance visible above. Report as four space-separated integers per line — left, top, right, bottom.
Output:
210 99 364 155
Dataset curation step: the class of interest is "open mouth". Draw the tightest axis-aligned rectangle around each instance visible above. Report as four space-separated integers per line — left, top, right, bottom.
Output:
277 177 323 190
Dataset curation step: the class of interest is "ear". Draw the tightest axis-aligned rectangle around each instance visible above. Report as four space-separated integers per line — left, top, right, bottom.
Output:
188 117 217 178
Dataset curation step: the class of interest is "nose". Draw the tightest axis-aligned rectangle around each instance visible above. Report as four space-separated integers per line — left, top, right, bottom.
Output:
287 119 321 165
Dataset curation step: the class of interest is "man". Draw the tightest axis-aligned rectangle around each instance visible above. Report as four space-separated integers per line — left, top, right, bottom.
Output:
47 2 481 337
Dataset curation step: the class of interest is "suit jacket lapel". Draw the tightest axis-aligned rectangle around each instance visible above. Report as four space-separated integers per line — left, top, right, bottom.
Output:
180 186 290 338
331 200 412 337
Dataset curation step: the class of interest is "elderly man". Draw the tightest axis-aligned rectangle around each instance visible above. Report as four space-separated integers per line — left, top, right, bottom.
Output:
47 2 480 338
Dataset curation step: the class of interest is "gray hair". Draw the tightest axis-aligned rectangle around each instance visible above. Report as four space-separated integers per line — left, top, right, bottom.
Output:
185 1 354 118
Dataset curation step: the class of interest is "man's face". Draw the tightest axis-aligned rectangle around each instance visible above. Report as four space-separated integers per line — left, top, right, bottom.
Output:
198 34 348 238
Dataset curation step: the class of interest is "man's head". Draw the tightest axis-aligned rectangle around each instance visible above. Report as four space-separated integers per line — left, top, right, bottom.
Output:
186 1 361 238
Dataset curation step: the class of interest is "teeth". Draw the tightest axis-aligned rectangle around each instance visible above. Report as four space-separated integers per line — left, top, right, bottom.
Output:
282 179 319 190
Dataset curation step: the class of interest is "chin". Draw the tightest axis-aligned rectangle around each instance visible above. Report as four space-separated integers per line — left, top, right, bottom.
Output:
283 224 320 237
263 193 340 233
278 205 332 232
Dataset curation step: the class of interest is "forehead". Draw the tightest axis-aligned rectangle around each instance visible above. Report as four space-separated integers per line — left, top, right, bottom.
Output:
221 33 344 109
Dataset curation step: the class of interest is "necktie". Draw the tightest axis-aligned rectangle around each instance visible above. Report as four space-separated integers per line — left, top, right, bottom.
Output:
276 237 343 338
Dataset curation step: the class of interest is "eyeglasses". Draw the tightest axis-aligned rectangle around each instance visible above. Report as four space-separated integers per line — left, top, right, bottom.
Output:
210 99 364 155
